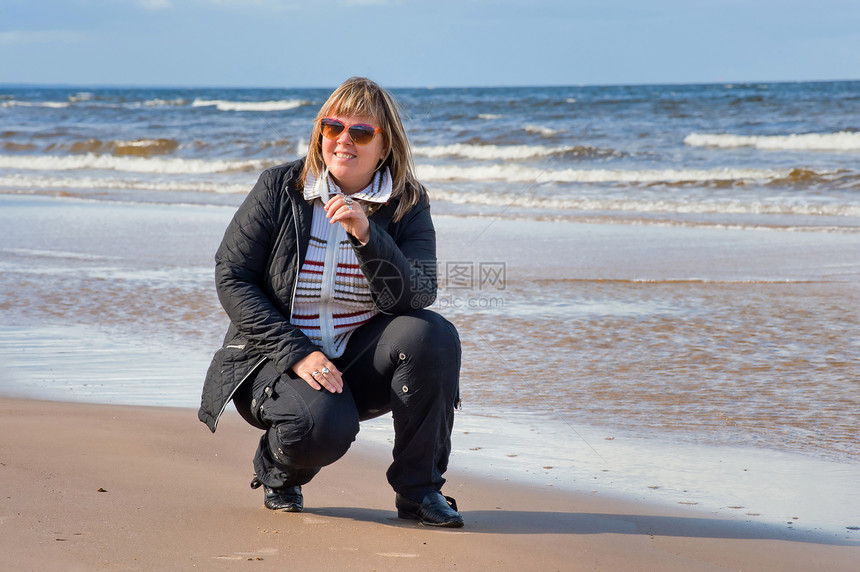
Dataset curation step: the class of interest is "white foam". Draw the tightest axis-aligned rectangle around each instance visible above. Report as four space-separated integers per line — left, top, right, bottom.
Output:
68 92 92 102
0 100 70 109
6 171 857 217
685 131 860 151
414 143 585 160
0 173 250 194
477 113 503 120
2 247 116 261
112 138 174 149
524 124 564 137
191 98 308 112
417 163 790 184
0 153 266 175
428 187 860 217
144 98 187 107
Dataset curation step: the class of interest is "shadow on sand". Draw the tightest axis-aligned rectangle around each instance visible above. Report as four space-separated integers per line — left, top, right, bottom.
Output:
307 507 858 546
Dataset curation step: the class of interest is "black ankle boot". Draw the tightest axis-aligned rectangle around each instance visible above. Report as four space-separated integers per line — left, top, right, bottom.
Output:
262 485 303 512
396 492 463 528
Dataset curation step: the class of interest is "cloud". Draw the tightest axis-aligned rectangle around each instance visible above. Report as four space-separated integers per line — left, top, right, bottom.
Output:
0 30 86 46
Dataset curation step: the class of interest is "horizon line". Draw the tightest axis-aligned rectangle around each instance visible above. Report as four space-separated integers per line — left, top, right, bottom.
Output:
1 78 859 91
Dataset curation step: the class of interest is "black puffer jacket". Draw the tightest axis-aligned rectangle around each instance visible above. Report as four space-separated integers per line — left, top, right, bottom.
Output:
198 159 438 432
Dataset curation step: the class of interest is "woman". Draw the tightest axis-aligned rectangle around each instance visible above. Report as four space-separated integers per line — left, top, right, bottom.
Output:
198 77 463 528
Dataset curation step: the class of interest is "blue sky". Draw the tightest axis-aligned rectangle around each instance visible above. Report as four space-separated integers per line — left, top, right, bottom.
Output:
2 0 859 88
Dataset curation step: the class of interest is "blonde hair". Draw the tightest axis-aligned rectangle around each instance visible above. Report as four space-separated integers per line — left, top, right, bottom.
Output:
300 77 425 222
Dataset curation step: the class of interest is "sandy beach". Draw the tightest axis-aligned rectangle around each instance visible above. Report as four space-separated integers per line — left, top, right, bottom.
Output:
2 396 858 571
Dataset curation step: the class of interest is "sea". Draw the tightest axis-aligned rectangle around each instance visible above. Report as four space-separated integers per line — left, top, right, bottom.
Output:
1 81 859 539
2 81 860 228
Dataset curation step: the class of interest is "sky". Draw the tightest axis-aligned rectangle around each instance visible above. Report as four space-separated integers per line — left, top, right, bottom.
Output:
1 0 859 88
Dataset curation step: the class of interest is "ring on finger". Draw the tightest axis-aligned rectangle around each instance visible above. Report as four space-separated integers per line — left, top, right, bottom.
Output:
312 370 321 379
321 367 330 374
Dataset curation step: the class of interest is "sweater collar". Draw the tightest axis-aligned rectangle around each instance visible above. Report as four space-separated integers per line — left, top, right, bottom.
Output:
304 167 393 204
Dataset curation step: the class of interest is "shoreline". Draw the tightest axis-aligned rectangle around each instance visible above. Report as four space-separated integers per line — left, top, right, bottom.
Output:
1 396 858 571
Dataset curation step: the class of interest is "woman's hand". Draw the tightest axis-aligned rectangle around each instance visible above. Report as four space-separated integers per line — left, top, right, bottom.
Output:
325 194 370 244
291 351 343 393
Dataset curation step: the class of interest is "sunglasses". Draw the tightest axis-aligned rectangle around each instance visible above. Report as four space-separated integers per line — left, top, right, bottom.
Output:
320 118 382 145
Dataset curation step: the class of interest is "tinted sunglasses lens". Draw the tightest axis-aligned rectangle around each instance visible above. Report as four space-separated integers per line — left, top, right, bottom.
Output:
320 119 344 139
348 125 376 145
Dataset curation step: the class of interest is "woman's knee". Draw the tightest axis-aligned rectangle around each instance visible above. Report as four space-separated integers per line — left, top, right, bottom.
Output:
268 392 360 469
387 311 461 406
309 396 360 463
391 310 461 364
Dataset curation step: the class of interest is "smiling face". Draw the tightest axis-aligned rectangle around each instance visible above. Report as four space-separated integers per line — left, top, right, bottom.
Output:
321 113 387 194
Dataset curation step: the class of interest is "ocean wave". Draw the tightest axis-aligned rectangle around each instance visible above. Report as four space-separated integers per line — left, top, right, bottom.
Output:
144 98 188 107
191 98 309 112
3 142 36 152
4 172 859 218
0 100 71 109
429 187 860 217
524 124 565 137
477 114 503 120
49 138 181 157
68 92 92 102
413 143 613 161
416 164 791 184
0 174 249 194
0 153 265 175
684 131 860 151
111 138 180 156
2 247 116 261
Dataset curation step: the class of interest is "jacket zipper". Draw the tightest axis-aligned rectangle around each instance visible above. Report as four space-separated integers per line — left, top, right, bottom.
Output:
212 356 266 431
318 219 343 356
288 196 303 322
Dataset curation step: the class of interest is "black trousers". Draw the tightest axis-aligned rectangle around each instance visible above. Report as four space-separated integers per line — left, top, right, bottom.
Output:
234 309 461 502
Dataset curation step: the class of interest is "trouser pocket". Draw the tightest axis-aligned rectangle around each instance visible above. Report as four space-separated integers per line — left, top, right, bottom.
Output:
263 382 314 447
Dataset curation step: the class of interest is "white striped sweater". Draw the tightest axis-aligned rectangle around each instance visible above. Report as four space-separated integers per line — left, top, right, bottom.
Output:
291 169 392 358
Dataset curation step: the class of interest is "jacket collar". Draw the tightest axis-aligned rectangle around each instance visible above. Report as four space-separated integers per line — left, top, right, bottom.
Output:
303 167 393 204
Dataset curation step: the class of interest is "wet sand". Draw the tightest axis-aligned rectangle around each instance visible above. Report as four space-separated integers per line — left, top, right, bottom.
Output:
1 397 858 571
